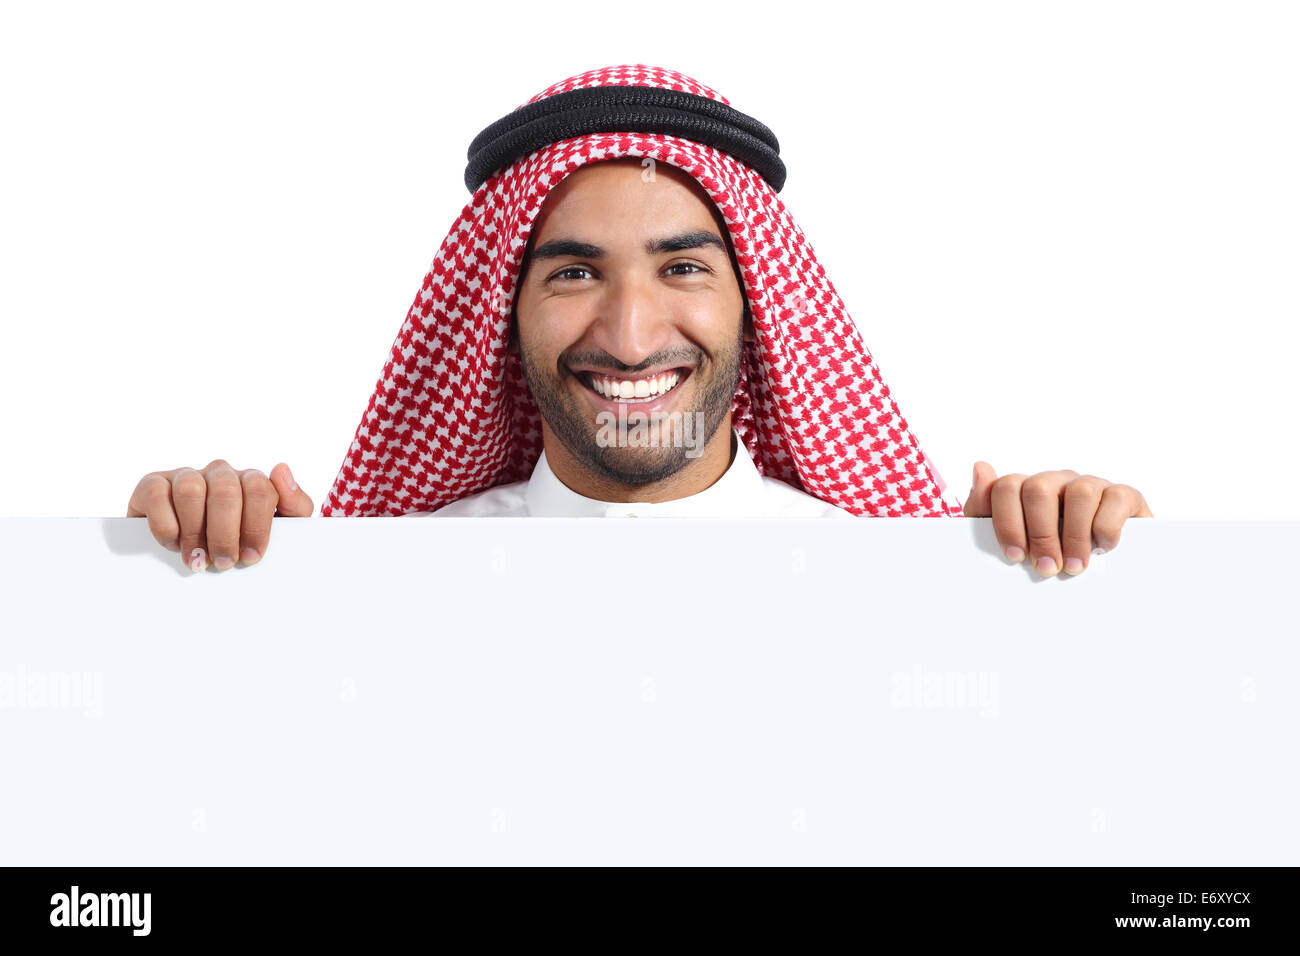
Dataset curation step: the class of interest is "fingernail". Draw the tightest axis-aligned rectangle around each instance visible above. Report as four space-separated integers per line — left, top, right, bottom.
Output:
165 537 180 551
1036 555 1058 575
188 547 207 572
1064 557 1084 574
285 468 298 492
213 554 235 571
240 546 261 566
1005 546 1024 563
1095 536 1115 552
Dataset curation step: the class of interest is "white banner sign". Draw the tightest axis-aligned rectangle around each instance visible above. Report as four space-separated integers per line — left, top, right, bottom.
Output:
0 516 1294 865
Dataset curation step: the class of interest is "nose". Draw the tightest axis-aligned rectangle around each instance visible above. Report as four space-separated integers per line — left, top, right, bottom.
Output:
588 274 677 369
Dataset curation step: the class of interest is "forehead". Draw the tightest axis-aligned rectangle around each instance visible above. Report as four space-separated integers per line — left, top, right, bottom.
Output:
530 157 727 241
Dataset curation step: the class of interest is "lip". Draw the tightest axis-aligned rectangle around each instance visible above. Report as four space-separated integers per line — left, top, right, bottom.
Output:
572 366 693 416
568 364 688 380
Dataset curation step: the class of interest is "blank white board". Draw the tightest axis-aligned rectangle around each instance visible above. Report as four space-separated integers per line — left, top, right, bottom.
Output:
0 516 1294 864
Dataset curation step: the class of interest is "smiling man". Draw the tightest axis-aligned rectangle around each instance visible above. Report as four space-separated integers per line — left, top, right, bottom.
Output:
425 154 853 519
128 64 1152 576
514 164 745 497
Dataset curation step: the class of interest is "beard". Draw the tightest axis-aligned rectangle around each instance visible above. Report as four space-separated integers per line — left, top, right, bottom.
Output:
520 315 744 487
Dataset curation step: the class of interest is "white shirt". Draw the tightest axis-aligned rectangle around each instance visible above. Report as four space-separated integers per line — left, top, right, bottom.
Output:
411 427 855 518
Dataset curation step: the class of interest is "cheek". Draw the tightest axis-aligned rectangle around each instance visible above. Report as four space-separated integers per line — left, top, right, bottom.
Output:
680 297 744 347
521 298 603 360
515 297 571 356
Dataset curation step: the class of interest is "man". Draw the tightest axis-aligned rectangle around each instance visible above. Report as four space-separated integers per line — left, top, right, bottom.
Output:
419 155 853 520
127 64 1152 575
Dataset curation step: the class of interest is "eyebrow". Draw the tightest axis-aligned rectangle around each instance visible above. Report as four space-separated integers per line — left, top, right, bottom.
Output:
527 230 727 263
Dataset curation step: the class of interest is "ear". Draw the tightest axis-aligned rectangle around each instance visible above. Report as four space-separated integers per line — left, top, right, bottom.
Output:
742 308 757 345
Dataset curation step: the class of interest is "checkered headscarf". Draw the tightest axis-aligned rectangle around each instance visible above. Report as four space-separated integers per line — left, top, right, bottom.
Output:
321 64 962 517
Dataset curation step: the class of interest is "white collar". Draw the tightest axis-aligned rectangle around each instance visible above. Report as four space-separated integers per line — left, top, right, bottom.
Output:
524 427 768 517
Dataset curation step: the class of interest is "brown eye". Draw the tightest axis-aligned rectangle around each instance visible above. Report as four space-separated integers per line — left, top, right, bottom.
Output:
549 266 594 283
665 262 707 276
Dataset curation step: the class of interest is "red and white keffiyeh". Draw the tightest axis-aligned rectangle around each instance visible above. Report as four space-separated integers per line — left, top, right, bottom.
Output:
320 64 962 518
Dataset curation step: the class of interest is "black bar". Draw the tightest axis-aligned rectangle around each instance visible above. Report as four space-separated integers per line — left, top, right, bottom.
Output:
0 866 1290 944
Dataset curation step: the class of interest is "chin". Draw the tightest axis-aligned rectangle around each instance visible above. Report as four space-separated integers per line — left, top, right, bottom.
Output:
589 441 689 486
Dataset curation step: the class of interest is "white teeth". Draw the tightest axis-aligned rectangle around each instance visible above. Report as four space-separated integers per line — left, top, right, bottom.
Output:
589 371 680 400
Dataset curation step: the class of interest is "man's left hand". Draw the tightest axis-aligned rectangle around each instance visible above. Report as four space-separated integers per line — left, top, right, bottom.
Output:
962 462 1154 576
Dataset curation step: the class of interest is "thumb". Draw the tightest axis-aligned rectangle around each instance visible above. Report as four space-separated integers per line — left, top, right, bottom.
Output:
963 461 997 517
270 462 315 516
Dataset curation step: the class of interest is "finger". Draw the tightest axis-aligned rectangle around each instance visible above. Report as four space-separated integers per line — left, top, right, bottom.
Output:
171 468 209 571
202 459 243 571
1022 470 1078 576
989 473 1029 563
270 462 315 517
127 472 181 551
1060 476 1109 574
238 469 279 565
1092 484 1148 552
962 461 997 517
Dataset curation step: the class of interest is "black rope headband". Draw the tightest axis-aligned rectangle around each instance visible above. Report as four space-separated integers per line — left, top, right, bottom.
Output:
464 85 787 194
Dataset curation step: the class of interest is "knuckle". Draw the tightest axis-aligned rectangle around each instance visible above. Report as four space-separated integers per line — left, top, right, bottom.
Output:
1020 476 1055 500
991 515 1023 538
206 519 238 543
171 471 207 501
1027 530 1060 548
989 483 1023 512
240 472 279 508
1093 516 1123 536
206 484 242 507
241 511 274 540
1061 529 1093 550
140 475 172 507
1068 477 1106 499
205 472 242 503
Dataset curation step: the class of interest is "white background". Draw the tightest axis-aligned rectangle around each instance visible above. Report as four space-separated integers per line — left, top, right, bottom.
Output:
1 0 1295 518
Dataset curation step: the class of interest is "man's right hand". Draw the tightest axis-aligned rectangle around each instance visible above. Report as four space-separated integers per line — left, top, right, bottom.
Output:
126 460 314 571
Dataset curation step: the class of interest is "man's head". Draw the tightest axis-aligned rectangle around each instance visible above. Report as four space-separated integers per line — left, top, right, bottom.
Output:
321 64 962 519
508 157 756 489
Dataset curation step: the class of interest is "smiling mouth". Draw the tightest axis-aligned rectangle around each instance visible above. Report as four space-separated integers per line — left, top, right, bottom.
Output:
574 367 693 404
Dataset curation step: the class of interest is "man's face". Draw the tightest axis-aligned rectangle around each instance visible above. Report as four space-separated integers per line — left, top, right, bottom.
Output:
512 157 751 487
